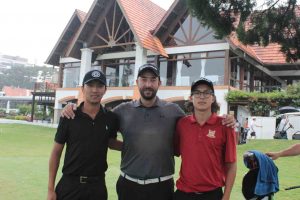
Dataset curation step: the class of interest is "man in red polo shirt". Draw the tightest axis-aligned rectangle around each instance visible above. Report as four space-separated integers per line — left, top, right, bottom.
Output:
174 78 237 200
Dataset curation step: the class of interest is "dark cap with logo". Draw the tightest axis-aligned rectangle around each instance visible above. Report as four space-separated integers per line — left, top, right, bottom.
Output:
191 77 214 93
82 69 106 86
137 63 159 77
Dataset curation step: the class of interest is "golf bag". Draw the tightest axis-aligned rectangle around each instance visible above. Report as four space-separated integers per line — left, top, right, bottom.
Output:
240 128 249 144
273 122 293 139
242 151 279 200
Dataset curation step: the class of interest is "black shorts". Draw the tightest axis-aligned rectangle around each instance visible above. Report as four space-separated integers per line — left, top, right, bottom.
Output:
250 132 256 136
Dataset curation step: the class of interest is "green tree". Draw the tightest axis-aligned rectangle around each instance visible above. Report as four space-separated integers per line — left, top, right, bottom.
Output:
0 66 56 90
17 104 32 115
225 83 300 116
187 0 299 62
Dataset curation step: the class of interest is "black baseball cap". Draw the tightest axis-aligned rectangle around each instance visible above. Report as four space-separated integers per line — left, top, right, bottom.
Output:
82 69 106 86
191 77 214 93
137 63 159 77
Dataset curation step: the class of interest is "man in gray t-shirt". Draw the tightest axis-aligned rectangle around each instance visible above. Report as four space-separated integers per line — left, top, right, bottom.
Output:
114 64 184 200
113 99 184 180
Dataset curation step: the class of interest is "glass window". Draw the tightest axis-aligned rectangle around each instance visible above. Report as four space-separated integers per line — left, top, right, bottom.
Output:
104 59 135 87
168 15 225 46
63 63 80 88
159 61 168 86
180 58 225 86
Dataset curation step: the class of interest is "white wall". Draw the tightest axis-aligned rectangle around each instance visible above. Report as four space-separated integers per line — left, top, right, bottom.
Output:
249 117 276 139
283 115 300 140
55 89 79 109
104 90 133 99
237 106 250 128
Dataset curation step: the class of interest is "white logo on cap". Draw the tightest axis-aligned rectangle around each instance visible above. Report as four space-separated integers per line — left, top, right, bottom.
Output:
91 71 101 78
140 65 157 71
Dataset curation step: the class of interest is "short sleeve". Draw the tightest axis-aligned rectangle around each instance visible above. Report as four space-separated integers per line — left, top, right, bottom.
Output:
225 126 237 163
174 118 183 156
174 104 186 120
108 112 119 139
112 103 125 117
54 117 69 144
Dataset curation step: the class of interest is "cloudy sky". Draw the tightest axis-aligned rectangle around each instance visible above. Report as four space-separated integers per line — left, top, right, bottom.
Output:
0 0 268 65
0 0 174 65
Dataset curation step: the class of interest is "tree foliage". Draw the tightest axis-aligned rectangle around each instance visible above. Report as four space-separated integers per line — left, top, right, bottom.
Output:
225 83 300 116
0 66 56 90
187 0 300 62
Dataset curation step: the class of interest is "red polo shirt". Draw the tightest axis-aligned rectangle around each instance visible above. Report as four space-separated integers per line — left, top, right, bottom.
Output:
175 113 236 192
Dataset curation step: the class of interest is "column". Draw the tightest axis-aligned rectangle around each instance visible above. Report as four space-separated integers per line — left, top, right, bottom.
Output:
119 64 124 87
200 53 207 77
236 58 240 88
5 100 10 114
133 43 147 85
79 48 94 86
176 55 183 86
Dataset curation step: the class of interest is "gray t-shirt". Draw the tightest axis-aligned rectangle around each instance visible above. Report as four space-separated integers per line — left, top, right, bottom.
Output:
113 97 185 179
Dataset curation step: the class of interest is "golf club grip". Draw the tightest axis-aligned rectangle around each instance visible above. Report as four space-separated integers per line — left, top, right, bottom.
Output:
285 185 300 190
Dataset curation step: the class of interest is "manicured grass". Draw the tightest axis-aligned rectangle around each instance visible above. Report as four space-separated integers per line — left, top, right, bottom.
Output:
0 124 300 199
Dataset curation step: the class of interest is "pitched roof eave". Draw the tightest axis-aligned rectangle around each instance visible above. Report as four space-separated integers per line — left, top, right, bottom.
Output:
116 0 142 46
153 0 179 35
117 0 167 57
65 0 108 57
45 9 86 66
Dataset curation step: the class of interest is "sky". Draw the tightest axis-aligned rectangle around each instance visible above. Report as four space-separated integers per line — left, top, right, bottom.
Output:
0 0 174 65
0 0 268 66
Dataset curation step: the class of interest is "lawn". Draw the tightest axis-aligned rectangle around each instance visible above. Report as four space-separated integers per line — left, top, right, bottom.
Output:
0 124 300 200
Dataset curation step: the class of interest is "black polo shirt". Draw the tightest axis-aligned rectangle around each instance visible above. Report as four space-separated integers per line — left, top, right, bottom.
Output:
55 103 119 176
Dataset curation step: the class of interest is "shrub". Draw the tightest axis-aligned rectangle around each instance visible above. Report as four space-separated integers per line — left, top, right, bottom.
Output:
14 115 27 121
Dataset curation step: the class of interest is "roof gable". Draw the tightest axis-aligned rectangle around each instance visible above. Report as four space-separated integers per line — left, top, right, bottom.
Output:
153 0 225 47
64 0 168 59
117 0 167 56
45 10 86 66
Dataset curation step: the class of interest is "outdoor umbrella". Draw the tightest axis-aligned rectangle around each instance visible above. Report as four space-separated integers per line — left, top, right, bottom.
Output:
278 106 299 114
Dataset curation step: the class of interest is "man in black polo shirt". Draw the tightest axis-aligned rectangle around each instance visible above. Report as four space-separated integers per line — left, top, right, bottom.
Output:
47 70 122 200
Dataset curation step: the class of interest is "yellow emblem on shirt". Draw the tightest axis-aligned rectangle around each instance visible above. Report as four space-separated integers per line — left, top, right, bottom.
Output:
207 129 216 138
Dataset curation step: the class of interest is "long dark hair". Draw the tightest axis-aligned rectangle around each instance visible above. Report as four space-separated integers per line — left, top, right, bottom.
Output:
185 94 220 113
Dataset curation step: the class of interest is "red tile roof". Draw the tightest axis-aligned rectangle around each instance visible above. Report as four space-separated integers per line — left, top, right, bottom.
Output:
118 0 168 57
2 86 32 96
249 44 287 64
47 0 293 66
227 6 300 65
228 34 288 65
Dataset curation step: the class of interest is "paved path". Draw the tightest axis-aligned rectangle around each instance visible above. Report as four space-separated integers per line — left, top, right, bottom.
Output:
0 118 58 128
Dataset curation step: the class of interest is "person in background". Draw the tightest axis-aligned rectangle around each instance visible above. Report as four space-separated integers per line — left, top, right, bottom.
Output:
174 78 237 200
235 120 241 144
240 118 249 143
249 118 262 139
266 144 300 160
47 70 122 200
61 64 236 200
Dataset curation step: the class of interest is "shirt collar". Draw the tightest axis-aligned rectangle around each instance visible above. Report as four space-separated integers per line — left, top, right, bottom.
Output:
77 102 105 116
190 113 218 125
133 97 163 108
